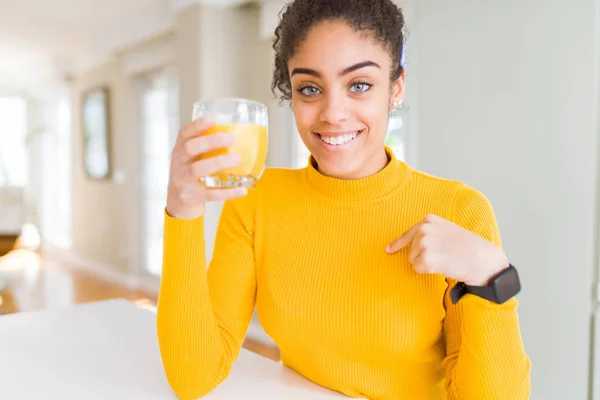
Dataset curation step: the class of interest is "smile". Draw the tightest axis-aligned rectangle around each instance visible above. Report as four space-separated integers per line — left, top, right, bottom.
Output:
314 130 363 146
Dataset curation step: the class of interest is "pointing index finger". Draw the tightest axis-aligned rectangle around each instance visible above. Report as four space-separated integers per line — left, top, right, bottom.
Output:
386 222 421 254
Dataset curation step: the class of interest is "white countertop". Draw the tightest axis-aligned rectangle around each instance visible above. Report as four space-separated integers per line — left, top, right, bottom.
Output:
0 299 350 399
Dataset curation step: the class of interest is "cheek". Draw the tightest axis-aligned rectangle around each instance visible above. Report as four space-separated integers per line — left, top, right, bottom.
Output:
292 100 320 133
358 97 390 137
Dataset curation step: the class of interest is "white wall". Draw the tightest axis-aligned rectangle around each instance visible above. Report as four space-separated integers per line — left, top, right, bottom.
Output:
71 60 136 273
409 0 598 398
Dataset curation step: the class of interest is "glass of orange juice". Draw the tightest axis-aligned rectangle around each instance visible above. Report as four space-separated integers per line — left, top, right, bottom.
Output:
192 98 268 188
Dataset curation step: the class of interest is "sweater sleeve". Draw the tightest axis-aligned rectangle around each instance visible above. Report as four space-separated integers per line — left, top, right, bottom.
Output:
443 184 531 399
156 194 258 400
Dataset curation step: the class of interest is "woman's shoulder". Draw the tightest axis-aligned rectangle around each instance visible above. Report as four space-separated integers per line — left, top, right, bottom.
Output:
403 163 494 215
226 167 304 206
254 166 305 192
403 163 466 197
222 167 306 223
260 166 304 180
404 163 463 187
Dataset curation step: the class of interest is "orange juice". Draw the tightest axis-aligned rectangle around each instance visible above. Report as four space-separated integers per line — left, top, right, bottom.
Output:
199 123 268 185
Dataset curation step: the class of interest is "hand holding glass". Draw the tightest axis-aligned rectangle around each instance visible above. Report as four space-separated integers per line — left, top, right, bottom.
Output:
192 98 268 188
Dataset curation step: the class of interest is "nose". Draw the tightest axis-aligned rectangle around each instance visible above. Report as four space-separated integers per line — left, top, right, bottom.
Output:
319 92 349 125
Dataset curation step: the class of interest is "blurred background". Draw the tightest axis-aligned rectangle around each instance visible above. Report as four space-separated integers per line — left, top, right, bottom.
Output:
0 0 596 399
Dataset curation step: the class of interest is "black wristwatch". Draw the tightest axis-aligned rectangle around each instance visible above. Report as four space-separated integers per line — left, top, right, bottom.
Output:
450 264 521 305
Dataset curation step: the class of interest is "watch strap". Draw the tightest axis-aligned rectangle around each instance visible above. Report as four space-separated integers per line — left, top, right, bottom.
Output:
450 282 496 304
450 264 521 305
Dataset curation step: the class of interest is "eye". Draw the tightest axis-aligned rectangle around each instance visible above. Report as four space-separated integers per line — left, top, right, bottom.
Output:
349 82 372 93
298 85 322 96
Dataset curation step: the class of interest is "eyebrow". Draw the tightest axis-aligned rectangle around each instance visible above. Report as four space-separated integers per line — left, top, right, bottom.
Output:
290 61 381 78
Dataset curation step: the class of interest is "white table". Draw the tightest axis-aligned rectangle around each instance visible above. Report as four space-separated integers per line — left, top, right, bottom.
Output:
0 299 350 399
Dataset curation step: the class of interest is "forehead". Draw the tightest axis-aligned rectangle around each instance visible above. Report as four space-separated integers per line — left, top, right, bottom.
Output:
289 20 392 74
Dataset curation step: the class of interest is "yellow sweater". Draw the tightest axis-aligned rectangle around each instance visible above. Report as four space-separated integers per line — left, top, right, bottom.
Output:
157 148 531 400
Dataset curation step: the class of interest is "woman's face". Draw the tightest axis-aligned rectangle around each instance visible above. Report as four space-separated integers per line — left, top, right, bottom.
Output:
288 20 404 179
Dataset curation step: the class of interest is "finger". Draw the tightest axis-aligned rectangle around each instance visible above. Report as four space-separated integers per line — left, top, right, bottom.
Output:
408 230 425 263
205 187 248 201
179 115 215 141
191 153 242 178
386 222 422 254
183 133 235 160
414 248 443 275
412 252 428 274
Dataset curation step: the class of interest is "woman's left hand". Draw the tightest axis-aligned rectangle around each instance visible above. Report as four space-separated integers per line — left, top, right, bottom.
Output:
386 214 509 286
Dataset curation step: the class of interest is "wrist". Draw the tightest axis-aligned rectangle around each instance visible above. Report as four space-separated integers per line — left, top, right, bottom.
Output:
463 253 510 287
166 199 205 220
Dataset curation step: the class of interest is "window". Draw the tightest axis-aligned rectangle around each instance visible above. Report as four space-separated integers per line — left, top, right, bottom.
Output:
138 67 179 276
0 97 27 187
385 109 406 161
40 96 73 248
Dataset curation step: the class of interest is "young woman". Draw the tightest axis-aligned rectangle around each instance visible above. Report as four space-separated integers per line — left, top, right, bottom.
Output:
157 0 531 399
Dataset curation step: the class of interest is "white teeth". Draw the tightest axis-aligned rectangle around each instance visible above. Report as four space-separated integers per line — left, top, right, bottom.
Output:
319 131 359 146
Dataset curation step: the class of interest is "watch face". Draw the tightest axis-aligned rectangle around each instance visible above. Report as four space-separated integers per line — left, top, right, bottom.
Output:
493 266 521 303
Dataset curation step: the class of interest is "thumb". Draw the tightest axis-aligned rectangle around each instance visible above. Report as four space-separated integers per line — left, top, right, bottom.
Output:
386 223 420 254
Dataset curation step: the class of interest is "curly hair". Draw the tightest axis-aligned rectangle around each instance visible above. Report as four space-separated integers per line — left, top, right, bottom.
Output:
272 0 406 102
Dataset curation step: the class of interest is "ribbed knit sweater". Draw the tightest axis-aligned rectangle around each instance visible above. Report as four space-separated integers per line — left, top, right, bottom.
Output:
156 147 531 400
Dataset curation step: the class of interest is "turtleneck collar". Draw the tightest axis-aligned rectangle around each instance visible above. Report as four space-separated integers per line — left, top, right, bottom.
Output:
302 147 411 205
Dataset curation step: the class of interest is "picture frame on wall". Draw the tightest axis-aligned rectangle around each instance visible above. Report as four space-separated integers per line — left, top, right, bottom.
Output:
82 86 111 180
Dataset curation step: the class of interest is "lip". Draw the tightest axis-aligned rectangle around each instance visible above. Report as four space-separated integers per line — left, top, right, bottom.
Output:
313 129 364 151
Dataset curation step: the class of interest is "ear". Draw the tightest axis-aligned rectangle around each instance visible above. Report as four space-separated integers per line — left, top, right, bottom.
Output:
390 69 406 110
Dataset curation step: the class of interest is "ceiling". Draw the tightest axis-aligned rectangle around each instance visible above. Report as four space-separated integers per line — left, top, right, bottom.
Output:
0 0 250 93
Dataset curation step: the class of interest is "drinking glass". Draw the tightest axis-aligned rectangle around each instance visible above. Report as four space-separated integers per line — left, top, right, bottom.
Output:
192 98 268 188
